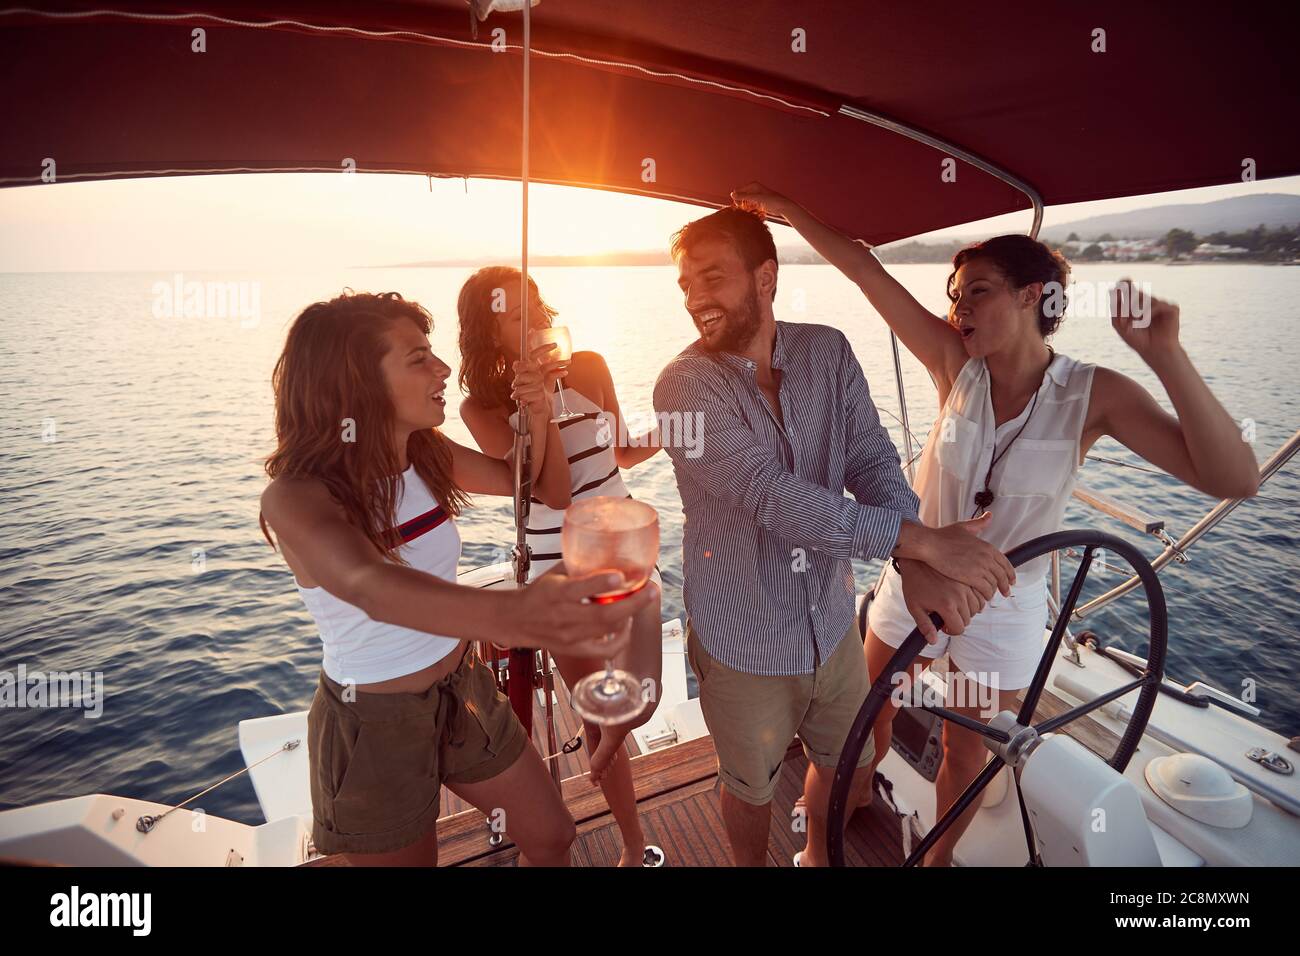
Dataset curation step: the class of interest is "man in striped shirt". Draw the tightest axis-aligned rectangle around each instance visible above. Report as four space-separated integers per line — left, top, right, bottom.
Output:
653 203 1016 866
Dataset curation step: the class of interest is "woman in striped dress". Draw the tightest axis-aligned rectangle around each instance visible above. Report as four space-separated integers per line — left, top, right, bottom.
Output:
457 267 665 867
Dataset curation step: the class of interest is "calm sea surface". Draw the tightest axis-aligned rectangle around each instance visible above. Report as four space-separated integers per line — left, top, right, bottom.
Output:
2 263 1297 824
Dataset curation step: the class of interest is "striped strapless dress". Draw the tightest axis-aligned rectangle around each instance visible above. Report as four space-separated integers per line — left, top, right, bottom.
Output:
509 385 634 581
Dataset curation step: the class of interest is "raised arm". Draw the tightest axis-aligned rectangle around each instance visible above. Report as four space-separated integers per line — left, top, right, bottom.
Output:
260 477 651 656
731 182 967 387
1088 282 1259 500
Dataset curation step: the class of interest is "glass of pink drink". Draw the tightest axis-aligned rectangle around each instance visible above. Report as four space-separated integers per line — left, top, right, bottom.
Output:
561 497 660 725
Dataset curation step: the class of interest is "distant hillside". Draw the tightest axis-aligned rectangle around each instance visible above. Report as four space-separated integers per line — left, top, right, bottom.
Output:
384 251 670 268
382 245 826 268
1040 193 1300 242
377 193 1300 268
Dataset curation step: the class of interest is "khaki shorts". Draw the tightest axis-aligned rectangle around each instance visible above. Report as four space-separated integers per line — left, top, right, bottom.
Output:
686 617 875 806
307 647 529 855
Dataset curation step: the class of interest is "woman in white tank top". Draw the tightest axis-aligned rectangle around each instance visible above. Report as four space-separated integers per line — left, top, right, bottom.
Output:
735 183 1260 865
258 290 656 866
458 267 665 867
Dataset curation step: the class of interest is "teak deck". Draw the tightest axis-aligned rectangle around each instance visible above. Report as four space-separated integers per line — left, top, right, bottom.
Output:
308 668 1120 867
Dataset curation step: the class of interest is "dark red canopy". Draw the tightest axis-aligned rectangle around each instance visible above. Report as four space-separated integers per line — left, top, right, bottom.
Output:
2 1 1297 244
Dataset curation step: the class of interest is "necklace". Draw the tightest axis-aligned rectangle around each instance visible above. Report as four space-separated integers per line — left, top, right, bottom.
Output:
969 348 1053 519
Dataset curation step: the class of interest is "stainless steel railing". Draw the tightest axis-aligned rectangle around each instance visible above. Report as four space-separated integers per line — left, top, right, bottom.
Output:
1049 427 1300 619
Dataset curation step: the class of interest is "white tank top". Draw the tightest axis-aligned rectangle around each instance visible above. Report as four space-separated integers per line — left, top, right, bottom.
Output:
912 351 1095 584
509 385 632 580
296 464 462 684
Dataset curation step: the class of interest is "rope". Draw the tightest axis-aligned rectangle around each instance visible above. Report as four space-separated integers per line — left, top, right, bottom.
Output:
541 731 586 763
136 739 299 833
0 7 827 117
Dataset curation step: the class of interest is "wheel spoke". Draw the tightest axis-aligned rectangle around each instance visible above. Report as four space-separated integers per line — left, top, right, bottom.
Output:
1033 675 1149 735
919 705 1010 742
1013 772 1042 865
823 530 1168 867
1017 547 1095 724
903 756 1005 866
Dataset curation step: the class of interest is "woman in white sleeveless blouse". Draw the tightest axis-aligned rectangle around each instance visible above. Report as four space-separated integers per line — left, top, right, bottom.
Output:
259 291 656 866
735 183 1260 866
457 267 664 867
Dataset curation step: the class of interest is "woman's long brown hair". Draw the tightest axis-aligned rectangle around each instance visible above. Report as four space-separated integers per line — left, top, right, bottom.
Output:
259 290 470 564
457 266 558 409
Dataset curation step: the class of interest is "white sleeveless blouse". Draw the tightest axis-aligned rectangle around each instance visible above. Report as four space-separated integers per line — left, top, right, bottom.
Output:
296 464 462 684
912 352 1095 584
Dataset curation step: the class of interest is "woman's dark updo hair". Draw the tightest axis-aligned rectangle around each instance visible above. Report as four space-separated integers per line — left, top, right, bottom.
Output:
947 235 1071 338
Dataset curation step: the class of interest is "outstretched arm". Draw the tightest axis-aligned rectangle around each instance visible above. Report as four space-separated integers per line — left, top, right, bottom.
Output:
259 478 651 656
653 352 1014 602
835 329 1015 613
590 351 662 469
731 182 967 386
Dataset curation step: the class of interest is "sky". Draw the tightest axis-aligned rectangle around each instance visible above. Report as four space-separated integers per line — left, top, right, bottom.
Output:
2 171 1298 273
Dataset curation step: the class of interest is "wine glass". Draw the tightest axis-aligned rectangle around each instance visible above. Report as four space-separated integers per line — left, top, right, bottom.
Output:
561 498 660 725
527 325 583 423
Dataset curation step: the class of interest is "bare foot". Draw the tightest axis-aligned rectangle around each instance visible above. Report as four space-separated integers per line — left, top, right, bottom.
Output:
618 844 648 867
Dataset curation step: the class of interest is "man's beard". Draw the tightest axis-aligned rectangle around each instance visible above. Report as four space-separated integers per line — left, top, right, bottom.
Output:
698 280 762 354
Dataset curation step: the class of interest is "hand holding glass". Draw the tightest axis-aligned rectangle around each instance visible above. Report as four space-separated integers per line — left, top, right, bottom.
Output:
561 498 660 725
527 325 582 422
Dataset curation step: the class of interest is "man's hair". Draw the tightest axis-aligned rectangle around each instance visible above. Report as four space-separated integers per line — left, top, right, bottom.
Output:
669 200 778 301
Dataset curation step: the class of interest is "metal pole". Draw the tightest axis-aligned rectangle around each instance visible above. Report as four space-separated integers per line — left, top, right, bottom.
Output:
837 104 1044 239
507 1 535 739
889 330 916 485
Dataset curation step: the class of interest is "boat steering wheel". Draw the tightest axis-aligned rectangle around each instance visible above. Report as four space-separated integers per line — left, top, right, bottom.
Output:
827 530 1168 867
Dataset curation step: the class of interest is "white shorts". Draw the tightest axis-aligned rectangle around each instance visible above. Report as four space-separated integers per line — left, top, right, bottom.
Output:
866 563 1049 691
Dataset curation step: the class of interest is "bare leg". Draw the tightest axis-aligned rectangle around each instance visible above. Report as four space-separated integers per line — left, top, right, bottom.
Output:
719 784 771 867
342 822 439 867
447 742 575 867
923 673 1021 867
861 627 936 802
799 761 874 866
553 652 647 867
794 628 935 818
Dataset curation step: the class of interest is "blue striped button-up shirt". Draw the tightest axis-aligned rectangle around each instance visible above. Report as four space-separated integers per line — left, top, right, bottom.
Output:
653 321 920 676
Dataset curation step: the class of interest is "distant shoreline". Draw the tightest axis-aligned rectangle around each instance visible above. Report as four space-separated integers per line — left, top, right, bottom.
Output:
368 256 1299 269
6 260 1298 276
